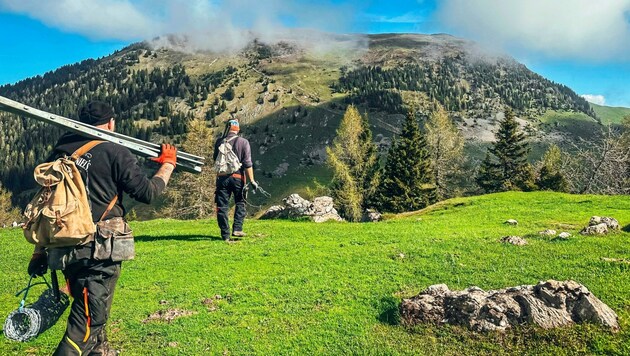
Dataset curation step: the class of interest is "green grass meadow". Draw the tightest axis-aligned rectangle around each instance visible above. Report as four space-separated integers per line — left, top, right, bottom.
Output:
1 192 630 355
591 104 630 126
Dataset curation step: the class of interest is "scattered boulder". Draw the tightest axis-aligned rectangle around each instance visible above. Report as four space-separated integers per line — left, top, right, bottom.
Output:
260 205 285 219
310 197 344 223
283 194 312 217
581 216 619 235
557 232 572 239
504 219 518 226
361 209 382 222
581 223 609 235
260 194 343 223
539 229 557 236
401 280 619 332
501 236 527 246
589 216 620 230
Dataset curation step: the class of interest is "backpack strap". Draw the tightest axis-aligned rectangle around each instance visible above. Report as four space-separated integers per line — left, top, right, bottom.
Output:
69 140 119 222
99 195 119 222
70 140 105 160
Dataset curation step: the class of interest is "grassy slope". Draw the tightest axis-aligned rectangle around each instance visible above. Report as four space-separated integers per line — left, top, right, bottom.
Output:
591 103 630 125
1 192 630 355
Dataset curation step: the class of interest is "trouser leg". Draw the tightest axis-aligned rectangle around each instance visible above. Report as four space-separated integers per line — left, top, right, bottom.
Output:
53 260 121 356
232 178 246 232
215 177 231 239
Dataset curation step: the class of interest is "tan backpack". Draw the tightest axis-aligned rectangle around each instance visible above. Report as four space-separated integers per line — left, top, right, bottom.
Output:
23 141 116 247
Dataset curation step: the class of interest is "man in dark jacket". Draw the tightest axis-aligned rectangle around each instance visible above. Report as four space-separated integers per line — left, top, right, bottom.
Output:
213 119 258 241
27 101 177 355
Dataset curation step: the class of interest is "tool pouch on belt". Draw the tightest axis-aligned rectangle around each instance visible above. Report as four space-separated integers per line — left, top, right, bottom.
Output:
93 217 135 261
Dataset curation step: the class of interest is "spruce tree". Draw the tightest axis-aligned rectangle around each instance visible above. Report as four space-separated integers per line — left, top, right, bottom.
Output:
376 110 435 213
477 108 534 192
326 105 379 222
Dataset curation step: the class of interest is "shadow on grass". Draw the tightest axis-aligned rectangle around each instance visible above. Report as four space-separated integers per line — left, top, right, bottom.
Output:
134 234 224 242
377 296 401 326
622 224 630 233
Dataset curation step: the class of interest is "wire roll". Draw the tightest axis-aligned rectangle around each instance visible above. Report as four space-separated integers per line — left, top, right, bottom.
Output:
4 288 69 342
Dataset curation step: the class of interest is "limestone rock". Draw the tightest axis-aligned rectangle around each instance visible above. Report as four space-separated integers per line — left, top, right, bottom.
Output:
361 209 382 222
504 219 518 226
401 280 619 332
260 205 285 220
501 236 527 246
582 216 619 235
581 223 608 235
539 229 557 236
558 232 571 239
283 194 312 217
260 194 343 223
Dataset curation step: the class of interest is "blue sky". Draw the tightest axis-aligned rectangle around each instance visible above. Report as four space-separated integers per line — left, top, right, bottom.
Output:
0 0 628 107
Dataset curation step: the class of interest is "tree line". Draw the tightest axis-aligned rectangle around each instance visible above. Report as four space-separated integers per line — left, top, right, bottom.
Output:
327 105 629 221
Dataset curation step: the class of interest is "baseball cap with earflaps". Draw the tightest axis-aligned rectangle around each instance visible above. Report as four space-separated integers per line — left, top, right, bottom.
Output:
78 101 115 126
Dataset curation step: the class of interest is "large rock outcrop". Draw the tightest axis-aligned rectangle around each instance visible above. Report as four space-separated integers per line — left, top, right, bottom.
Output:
401 280 618 332
260 194 343 223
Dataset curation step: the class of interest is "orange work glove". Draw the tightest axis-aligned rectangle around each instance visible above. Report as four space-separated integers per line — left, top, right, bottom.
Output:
150 144 177 167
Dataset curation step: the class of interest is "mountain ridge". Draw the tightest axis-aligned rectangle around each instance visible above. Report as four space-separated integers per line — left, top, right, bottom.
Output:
0 33 620 209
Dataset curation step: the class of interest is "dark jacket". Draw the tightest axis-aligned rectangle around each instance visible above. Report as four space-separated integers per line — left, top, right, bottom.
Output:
50 133 166 222
213 132 253 174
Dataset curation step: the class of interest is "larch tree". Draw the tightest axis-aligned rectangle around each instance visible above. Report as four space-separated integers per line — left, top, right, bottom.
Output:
162 119 217 219
0 182 19 225
327 105 379 222
536 145 568 192
424 103 464 200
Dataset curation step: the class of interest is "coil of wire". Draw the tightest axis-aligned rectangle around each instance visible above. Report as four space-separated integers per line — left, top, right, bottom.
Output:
4 288 69 342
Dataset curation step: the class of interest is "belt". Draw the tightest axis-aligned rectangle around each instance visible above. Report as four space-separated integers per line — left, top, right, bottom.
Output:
218 173 245 181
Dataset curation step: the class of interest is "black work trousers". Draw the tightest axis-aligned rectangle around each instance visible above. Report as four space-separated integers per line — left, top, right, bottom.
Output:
215 175 246 239
53 259 121 356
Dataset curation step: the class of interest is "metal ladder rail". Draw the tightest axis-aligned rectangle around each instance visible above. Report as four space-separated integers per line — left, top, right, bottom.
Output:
0 96 203 173
0 95 206 165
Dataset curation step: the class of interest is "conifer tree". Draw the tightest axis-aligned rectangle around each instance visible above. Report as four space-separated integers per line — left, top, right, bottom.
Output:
477 108 534 192
536 145 568 192
326 105 379 221
162 119 216 219
376 110 435 213
424 103 464 200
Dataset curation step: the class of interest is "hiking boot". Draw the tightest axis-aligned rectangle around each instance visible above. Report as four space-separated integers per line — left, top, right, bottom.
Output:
232 231 247 237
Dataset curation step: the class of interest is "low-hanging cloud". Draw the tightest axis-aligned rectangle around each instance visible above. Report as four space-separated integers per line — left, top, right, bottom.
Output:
581 94 606 106
436 0 630 61
0 0 361 52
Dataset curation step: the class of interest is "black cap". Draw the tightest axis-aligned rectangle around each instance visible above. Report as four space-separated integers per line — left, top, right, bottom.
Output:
78 101 115 126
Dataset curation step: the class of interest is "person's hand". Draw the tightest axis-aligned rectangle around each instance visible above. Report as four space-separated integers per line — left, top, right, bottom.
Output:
251 181 259 190
150 144 177 167
27 252 48 277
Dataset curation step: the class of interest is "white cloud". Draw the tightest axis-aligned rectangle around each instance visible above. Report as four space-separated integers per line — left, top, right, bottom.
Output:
436 0 630 61
581 94 606 106
0 0 155 40
0 0 360 52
